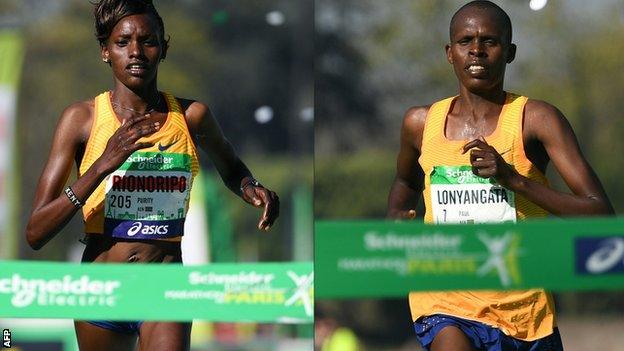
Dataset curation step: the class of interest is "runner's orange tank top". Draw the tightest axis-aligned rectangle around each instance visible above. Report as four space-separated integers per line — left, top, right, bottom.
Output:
79 91 199 242
409 93 556 341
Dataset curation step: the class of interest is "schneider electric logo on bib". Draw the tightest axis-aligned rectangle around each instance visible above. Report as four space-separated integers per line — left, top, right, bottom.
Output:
127 153 174 169
0 274 121 308
446 168 481 184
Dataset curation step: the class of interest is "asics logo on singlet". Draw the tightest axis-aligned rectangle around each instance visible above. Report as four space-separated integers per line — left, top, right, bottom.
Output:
585 237 624 274
127 222 169 236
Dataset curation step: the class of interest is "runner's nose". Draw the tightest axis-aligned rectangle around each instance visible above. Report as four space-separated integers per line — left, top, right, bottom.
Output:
129 40 144 58
469 40 486 57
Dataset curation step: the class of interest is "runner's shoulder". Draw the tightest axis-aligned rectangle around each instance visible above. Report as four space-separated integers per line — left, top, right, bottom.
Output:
173 96 196 111
402 105 432 136
524 99 562 119
524 98 570 139
172 97 208 113
172 97 211 128
60 99 94 124
57 100 94 143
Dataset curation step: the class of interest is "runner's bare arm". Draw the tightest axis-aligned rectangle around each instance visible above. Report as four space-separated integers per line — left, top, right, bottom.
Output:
26 103 159 249
183 100 279 230
387 106 428 219
518 100 613 215
464 100 613 216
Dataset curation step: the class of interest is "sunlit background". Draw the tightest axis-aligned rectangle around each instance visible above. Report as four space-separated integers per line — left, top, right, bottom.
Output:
315 0 624 350
0 0 313 350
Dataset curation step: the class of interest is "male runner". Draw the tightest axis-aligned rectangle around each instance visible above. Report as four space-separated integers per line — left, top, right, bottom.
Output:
387 1 613 350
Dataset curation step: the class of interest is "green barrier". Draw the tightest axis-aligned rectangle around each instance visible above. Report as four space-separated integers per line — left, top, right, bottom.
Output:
0 261 313 323
315 218 624 299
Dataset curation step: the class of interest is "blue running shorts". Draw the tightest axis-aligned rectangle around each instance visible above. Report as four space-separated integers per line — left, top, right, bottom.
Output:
414 314 563 351
87 320 143 335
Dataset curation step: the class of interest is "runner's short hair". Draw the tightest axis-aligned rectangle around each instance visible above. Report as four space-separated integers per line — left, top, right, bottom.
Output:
450 0 512 45
93 0 169 54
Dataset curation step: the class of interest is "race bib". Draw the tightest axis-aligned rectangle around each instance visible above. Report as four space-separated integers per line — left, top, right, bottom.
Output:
430 165 516 224
104 152 192 239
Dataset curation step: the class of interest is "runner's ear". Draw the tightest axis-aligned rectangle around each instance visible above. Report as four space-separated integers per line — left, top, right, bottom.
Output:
506 43 516 64
445 44 453 64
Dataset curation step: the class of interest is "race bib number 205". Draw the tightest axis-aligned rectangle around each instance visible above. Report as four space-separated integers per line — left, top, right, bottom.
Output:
103 152 192 239
430 165 516 224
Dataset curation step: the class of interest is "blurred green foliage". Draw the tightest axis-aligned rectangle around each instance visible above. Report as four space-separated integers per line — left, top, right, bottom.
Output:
315 150 395 219
224 154 313 262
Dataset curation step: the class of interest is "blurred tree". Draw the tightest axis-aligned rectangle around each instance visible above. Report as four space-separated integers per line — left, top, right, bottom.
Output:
315 28 378 153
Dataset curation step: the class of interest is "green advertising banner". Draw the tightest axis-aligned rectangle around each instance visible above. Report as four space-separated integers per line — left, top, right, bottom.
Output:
0 30 24 260
0 261 313 323
315 218 624 299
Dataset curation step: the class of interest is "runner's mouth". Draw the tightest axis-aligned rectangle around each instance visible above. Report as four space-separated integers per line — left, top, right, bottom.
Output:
466 65 487 75
126 63 149 76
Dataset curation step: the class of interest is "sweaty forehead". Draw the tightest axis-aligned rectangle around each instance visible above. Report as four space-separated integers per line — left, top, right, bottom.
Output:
112 14 160 37
450 7 510 40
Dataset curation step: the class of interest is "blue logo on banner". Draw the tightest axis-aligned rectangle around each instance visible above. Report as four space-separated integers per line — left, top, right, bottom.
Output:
575 236 624 274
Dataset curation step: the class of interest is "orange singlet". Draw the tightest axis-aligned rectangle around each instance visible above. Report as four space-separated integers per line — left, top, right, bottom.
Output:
79 91 199 241
409 93 556 341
